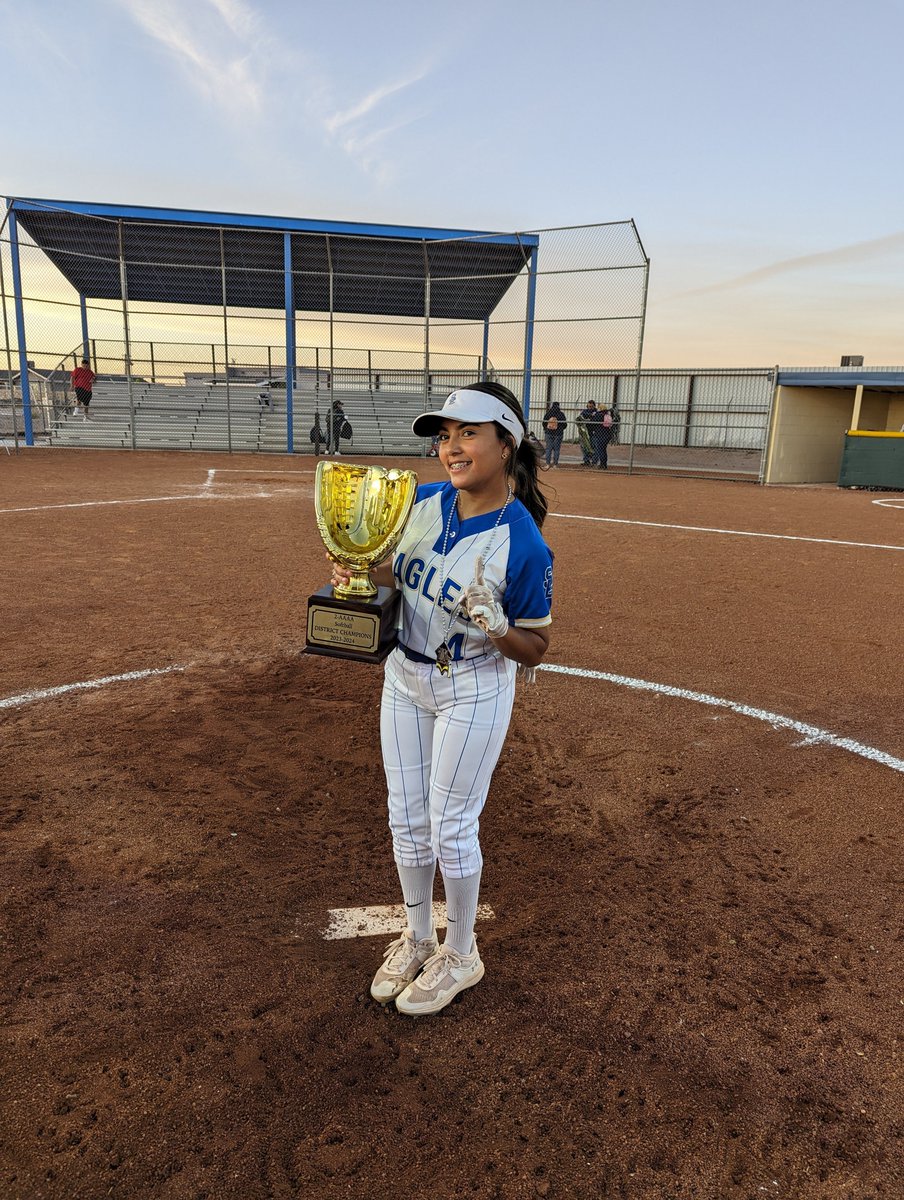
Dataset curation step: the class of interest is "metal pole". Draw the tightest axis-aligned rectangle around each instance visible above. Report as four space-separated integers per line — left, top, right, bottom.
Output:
521 243 539 424
683 374 695 448
8 211 34 445
220 229 233 453
0 224 20 450
422 241 430 421
482 318 490 381
79 293 89 359
313 341 322 457
284 232 295 453
757 367 780 484
326 234 334 398
118 219 136 449
627 257 650 476
149 341 156 383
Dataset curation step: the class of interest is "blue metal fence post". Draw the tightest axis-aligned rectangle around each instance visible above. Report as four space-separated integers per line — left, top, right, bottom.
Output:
79 294 90 360
284 232 295 453
8 210 34 446
522 244 538 424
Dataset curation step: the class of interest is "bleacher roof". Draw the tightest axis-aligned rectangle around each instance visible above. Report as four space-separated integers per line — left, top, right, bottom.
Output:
7 197 538 321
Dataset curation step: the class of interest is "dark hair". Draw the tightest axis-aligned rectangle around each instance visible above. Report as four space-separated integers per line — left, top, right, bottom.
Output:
462 380 548 529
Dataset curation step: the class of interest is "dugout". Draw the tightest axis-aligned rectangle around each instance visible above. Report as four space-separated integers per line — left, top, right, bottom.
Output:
763 368 904 487
3 197 541 449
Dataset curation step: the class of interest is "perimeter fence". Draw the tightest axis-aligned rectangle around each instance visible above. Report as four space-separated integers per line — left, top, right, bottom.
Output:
1 197 771 477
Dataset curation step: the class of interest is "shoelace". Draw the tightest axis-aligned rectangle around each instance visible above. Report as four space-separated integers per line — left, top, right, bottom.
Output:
383 932 431 972
416 945 468 988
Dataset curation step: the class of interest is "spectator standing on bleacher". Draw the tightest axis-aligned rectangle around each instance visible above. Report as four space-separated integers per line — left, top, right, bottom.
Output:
70 358 95 421
327 398 345 455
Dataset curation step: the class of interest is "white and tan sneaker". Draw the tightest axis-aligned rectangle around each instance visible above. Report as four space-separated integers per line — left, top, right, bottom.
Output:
370 928 439 1004
395 941 484 1015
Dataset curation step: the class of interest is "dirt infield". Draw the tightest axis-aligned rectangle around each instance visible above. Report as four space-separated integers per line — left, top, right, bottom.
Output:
2 449 903 1200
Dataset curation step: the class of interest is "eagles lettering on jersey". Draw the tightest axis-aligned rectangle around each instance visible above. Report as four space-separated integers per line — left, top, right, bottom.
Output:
393 482 553 664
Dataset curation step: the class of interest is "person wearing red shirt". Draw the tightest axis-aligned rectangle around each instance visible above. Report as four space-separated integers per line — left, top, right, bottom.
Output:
70 359 96 420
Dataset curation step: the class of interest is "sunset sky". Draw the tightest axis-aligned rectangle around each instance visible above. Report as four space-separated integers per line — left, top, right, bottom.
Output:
2 0 903 368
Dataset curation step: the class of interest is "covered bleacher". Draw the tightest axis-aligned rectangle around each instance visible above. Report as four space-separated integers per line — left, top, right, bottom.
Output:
4 197 540 454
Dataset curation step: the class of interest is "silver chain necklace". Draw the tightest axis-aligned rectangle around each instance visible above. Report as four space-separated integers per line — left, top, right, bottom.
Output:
434 486 514 675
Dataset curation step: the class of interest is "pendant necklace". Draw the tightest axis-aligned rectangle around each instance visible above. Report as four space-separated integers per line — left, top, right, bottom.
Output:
434 486 513 675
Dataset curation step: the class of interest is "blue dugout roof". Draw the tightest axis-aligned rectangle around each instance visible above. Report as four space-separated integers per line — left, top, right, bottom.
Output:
7 197 539 321
778 368 904 391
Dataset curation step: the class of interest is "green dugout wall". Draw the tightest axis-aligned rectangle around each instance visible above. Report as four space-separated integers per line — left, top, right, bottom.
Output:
838 431 904 488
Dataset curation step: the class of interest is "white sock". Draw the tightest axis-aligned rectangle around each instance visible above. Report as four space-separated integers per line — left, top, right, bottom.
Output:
396 862 436 942
441 869 482 956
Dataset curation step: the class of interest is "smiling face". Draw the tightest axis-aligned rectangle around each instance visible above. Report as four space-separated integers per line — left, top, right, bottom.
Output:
436 419 510 499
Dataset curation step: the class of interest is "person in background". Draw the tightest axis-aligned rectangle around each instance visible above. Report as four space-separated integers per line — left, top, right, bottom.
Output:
598 407 614 470
541 400 567 468
577 399 602 466
70 357 95 421
327 398 345 455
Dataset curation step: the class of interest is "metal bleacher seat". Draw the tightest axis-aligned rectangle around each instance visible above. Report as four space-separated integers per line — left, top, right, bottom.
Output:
49 381 438 456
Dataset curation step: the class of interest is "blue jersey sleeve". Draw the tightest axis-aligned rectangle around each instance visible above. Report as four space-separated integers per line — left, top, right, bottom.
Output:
414 481 446 504
503 514 553 628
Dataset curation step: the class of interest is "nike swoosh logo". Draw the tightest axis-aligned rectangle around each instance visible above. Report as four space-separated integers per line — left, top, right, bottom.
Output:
405 901 422 907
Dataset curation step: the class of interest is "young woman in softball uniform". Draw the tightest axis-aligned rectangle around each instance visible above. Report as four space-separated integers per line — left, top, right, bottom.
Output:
328 381 553 1015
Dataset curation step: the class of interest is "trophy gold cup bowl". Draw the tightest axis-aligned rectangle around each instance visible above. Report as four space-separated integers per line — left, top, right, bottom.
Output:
305 461 418 662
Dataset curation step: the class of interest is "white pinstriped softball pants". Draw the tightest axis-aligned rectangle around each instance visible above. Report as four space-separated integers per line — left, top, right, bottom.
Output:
380 647 517 879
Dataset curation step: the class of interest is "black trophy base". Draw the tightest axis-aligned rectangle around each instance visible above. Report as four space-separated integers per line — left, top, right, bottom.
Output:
304 585 400 664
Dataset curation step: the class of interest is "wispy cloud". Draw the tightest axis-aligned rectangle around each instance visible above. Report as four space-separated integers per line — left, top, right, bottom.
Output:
206 0 260 39
114 0 267 117
0 1 76 70
114 0 432 183
336 114 428 184
325 67 431 135
672 230 904 300
313 63 433 183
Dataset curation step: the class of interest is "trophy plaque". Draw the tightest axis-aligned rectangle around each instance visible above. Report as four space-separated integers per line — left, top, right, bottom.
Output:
306 461 418 663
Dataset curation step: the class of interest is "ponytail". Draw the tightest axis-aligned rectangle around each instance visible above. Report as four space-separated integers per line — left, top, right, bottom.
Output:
508 436 548 529
463 380 549 529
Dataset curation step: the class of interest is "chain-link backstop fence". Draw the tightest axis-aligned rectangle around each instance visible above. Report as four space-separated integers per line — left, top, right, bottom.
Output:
0 196 773 477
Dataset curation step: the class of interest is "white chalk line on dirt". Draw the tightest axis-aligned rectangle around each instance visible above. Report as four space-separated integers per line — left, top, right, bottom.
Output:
550 512 904 552
322 903 495 940
207 467 316 475
0 492 274 515
0 665 187 711
872 497 904 509
2 463 317 514
4 660 901 778
539 663 904 775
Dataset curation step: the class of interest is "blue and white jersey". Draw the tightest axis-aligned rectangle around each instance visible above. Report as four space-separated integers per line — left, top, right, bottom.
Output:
392 482 553 664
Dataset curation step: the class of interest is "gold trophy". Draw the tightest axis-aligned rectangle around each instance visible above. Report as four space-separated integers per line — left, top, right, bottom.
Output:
306 461 418 663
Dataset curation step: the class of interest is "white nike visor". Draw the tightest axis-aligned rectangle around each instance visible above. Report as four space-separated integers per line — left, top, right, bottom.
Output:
412 388 524 448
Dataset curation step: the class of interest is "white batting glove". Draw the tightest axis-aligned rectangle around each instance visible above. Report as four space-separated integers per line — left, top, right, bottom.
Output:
462 556 509 638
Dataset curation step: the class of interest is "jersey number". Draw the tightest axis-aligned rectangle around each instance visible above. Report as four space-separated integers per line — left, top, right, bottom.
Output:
446 633 465 662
